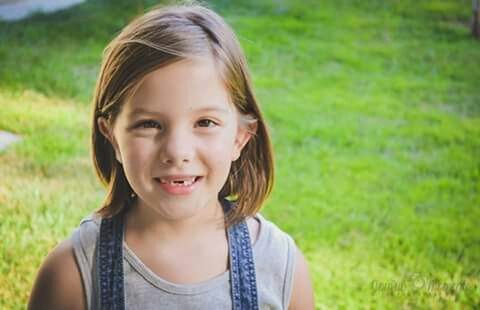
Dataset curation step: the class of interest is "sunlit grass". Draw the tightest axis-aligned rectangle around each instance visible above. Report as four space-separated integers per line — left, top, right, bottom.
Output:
1 0 479 308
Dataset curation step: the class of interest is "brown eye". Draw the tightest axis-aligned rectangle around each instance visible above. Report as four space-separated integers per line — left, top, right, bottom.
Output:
196 119 217 128
137 120 161 129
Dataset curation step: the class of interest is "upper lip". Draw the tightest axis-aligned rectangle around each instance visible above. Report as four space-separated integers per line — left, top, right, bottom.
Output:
154 175 201 181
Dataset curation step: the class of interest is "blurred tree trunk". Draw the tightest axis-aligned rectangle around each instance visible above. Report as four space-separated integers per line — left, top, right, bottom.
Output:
473 0 480 39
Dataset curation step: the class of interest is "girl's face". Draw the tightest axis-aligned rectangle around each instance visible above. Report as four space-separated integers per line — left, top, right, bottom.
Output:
98 57 253 221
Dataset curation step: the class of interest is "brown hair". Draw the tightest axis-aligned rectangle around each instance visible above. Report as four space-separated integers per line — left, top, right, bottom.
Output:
91 2 274 228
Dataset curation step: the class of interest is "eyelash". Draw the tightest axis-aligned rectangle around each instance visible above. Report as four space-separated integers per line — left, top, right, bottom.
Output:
196 119 218 128
136 120 161 129
135 119 218 129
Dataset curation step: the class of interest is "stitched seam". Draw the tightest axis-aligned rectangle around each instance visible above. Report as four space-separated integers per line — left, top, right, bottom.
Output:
282 235 296 309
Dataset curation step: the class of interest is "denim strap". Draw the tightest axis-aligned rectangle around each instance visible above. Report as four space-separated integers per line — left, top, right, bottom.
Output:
223 201 260 310
97 200 259 309
97 211 126 310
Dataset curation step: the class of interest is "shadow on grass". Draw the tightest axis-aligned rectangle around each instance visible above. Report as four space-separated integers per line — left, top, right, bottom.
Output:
0 1 150 102
0 0 319 103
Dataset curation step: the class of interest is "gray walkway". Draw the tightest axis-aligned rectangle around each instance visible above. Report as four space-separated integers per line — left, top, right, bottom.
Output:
0 130 21 151
0 0 85 21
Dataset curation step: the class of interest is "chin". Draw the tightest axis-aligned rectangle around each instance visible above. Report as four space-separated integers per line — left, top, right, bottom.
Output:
148 198 208 220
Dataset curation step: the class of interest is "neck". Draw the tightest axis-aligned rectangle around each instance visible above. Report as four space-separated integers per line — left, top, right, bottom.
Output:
124 198 226 242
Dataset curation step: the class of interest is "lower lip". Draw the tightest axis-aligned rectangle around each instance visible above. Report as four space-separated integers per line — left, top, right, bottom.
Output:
154 177 202 195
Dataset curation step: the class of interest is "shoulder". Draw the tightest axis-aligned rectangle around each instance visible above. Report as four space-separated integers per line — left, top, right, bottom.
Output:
71 213 101 256
28 238 86 310
250 213 315 309
250 214 298 307
251 213 294 249
288 247 315 310
246 215 260 245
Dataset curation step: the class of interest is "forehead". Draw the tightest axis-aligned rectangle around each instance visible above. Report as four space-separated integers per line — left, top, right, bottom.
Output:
125 57 233 115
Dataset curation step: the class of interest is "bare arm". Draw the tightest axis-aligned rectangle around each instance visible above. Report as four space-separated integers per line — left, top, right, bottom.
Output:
289 247 315 310
28 238 86 310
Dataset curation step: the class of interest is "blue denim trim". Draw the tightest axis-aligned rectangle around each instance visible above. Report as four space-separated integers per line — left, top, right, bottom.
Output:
97 199 259 309
97 211 126 310
224 200 259 310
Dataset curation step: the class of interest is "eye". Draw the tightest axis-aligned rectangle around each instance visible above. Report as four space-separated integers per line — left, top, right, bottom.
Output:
136 120 161 129
196 119 218 128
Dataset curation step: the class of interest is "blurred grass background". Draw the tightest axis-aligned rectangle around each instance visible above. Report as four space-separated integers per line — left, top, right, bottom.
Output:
1 0 479 308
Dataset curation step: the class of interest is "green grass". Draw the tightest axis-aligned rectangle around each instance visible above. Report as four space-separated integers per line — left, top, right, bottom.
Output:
1 0 479 308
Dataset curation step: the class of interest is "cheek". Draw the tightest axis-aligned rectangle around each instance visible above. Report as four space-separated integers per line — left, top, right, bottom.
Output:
200 137 236 183
202 133 237 161
119 136 156 169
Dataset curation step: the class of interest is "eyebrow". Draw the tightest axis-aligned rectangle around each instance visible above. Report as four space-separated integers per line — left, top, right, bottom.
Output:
128 106 231 117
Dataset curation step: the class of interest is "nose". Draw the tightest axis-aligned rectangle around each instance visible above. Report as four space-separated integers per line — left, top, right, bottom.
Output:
159 127 194 166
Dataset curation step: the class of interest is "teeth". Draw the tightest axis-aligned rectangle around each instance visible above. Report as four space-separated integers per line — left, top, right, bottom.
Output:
159 177 196 186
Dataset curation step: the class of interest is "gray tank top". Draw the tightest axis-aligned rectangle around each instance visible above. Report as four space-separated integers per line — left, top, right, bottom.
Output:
70 212 296 309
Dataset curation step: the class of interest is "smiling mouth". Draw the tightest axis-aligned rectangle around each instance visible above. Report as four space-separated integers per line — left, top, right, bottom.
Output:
154 176 202 186
153 176 203 195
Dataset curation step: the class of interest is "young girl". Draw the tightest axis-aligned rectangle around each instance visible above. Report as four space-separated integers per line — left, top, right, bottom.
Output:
28 3 314 309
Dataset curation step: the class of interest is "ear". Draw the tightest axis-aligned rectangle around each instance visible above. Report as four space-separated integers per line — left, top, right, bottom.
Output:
232 120 257 161
97 117 122 164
